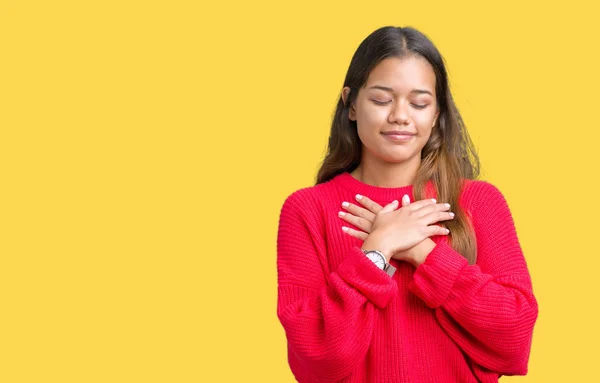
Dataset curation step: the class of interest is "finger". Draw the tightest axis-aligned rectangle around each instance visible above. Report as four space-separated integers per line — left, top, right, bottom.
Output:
406 197 439 212
355 194 383 214
424 224 450 237
341 226 368 241
341 201 376 222
413 202 452 218
402 194 410 207
380 199 399 213
420 210 455 226
338 211 372 233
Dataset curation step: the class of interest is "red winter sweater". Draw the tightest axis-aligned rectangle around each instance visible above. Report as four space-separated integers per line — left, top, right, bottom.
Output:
276 172 538 383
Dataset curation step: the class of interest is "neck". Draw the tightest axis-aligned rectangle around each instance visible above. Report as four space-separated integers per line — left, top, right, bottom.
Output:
351 155 421 188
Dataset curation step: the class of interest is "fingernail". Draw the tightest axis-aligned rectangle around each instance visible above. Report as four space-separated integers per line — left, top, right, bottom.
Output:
342 202 350 207
356 194 362 200
446 228 450 234
342 226 349 232
338 211 346 217
445 203 451 208
431 199 437 203
449 212 454 217
403 194 410 203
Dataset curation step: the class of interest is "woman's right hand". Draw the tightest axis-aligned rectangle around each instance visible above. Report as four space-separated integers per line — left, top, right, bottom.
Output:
361 195 454 262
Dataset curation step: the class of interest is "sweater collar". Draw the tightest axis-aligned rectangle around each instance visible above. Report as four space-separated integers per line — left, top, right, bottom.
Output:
333 171 420 203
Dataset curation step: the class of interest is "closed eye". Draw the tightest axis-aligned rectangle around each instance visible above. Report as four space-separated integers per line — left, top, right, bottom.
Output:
372 100 391 105
371 99 428 109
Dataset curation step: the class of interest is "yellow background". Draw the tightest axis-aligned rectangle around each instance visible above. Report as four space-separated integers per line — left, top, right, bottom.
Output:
1 0 598 381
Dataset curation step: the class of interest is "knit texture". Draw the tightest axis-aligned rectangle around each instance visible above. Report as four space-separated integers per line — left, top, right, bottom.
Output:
276 172 538 383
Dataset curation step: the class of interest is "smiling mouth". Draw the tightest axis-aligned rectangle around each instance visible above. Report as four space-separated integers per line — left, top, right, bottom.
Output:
381 131 416 136
381 132 416 142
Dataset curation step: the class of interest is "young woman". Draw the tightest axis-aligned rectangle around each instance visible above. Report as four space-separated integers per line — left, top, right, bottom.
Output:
276 26 538 383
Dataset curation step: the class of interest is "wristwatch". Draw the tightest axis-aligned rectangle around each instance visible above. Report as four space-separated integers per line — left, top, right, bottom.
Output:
361 249 396 277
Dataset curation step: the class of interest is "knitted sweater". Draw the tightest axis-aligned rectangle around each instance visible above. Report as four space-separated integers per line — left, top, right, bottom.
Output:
276 172 538 383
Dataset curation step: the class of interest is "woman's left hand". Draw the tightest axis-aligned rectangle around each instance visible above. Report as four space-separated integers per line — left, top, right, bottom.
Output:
338 194 383 241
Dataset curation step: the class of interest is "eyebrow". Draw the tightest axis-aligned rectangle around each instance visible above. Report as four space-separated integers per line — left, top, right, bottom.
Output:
368 85 433 96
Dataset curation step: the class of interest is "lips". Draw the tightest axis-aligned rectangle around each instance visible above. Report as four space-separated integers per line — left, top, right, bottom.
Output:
381 131 416 135
381 131 417 143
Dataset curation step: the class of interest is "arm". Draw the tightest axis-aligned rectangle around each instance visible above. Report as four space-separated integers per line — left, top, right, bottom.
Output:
276 191 398 383
407 182 539 376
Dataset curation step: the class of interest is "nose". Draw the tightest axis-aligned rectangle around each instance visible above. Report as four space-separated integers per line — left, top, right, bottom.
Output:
389 100 410 125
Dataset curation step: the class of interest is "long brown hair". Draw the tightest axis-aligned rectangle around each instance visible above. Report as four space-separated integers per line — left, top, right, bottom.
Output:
316 26 480 264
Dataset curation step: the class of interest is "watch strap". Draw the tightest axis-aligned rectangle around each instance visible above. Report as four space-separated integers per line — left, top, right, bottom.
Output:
384 263 396 277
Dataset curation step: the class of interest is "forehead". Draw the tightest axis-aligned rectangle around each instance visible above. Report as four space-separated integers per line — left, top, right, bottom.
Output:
365 56 436 94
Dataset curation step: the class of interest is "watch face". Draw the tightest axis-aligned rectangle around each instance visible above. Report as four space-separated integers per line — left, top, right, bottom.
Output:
365 251 386 269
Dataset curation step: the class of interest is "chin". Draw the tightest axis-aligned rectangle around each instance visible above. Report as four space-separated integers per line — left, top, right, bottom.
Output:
380 150 422 164
380 154 413 164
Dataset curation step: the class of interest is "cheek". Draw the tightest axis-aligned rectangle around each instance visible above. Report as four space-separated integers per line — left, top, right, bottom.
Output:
414 111 436 125
357 106 387 128
415 115 437 136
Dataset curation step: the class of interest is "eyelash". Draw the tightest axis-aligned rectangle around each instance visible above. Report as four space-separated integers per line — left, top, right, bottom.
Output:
372 100 427 109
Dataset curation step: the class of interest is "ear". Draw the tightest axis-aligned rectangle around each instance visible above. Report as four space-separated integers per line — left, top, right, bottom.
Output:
342 86 357 121
432 109 440 128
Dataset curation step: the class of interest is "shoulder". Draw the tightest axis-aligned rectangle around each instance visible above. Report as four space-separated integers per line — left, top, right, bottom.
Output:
460 179 506 203
279 182 331 223
281 183 327 210
459 179 513 221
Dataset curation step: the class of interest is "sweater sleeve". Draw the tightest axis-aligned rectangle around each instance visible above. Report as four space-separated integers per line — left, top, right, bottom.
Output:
276 191 398 383
407 181 538 377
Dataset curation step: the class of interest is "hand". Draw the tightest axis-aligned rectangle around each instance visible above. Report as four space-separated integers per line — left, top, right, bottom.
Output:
339 194 453 265
393 196 440 267
338 194 383 241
